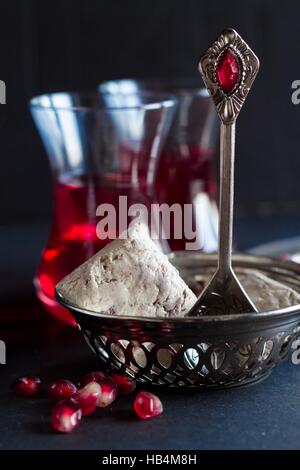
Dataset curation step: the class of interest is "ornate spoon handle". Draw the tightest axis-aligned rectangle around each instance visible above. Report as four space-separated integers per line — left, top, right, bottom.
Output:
199 29 259 277
187 29 260 316
199 28 260 124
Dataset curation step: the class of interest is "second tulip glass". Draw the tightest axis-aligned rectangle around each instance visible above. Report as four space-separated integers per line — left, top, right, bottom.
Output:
99 78 219 252
30 91 176 325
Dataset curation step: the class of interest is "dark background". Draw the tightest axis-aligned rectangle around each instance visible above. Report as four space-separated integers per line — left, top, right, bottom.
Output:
2 1 300 452
1 0 300 223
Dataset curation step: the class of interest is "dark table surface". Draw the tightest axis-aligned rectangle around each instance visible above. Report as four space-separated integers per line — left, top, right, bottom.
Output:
1 216 300 450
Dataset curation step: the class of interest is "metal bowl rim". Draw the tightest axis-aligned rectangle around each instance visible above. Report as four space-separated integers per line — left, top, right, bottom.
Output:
55 253 300 326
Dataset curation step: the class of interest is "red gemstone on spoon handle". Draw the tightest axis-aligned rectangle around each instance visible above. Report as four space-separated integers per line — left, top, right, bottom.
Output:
216 50 239 94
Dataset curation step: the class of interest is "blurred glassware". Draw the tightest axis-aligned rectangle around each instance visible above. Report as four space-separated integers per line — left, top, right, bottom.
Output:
30 91 176 325
99 78 219 252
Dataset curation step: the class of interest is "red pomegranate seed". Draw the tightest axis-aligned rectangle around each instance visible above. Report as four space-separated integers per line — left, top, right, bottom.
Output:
12 376 41 397
70 381 101 416
134 391 163 420
110 373 136 395
79 371 106 387
48 379 77 402
97 377 118 408
51 401 82 433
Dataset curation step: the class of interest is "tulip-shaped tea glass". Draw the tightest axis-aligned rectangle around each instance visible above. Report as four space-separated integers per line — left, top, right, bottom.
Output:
30 91 177 325
99 78 219 252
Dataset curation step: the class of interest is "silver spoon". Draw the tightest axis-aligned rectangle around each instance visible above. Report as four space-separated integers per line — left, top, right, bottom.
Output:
188 28 260 316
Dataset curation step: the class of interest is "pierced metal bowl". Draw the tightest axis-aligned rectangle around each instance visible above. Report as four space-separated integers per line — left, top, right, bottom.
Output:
55 253 300 389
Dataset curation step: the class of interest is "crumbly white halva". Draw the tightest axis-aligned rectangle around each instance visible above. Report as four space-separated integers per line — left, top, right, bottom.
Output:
57 223 197 318
237 270 300 311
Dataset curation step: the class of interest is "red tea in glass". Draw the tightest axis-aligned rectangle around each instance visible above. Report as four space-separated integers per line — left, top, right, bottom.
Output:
35 175 154 325
156 144 217 251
